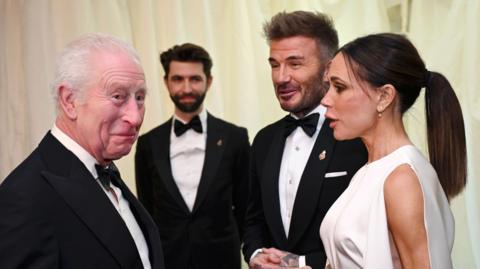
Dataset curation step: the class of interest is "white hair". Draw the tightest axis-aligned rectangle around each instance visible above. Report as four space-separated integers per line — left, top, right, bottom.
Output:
51 33 142 105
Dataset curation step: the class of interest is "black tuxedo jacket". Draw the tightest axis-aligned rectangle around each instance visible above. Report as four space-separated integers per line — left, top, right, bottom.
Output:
243 117 367 269
135 113 250 269
0 132 164 269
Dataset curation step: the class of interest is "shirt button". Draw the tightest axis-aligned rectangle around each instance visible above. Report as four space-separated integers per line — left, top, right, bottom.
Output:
295 146 300 151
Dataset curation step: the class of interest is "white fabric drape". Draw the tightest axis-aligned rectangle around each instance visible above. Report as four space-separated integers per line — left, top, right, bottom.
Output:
1 0 478 267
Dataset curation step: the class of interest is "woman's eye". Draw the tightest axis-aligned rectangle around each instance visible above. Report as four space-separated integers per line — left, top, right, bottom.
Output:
333 84 346 92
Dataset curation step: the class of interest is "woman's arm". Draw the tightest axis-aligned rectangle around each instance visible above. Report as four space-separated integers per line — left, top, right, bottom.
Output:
384 164 431 269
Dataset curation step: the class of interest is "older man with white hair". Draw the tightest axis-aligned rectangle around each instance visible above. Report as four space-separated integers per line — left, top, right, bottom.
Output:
0 33 165 269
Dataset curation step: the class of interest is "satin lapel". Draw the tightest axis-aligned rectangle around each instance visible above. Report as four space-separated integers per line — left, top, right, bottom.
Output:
287 119 336 248
151 120 190 213
39 134 141 269
114 178 163 269
191 114 225 214
262 122 288 247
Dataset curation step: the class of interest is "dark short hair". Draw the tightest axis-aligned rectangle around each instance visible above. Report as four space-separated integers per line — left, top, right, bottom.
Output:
339 33 466 199
160 43 213 78
263 11 338 62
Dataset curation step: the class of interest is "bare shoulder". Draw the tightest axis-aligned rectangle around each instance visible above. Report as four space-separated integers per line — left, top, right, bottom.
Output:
384 164 422 199
384 163 424 229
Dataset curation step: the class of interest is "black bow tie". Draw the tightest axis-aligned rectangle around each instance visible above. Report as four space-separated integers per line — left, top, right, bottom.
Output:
283 113 319 137
95 163 121 190
174 116 203 136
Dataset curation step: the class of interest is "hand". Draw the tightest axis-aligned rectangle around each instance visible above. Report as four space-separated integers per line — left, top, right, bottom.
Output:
249 248 303 269
262 248 300 267
249 249 281 269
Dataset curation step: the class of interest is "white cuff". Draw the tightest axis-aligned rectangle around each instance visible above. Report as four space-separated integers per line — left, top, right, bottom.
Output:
299 255 306 267
250 248 263 261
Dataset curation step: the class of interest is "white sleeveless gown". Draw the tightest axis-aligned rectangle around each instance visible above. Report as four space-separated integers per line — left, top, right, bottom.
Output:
320 145 454 269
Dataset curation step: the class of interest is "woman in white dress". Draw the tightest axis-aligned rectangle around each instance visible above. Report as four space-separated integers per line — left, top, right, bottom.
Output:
319 33 466 269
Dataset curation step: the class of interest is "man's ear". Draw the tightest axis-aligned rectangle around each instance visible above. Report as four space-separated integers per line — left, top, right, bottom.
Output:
376 84 396 113
323 61 332 81
206 76 213 90
163 76 168 89
58 85 78 120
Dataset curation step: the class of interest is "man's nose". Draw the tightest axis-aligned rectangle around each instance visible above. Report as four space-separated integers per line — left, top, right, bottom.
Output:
123 97 144 127
273 65 291 84
182 80 193 93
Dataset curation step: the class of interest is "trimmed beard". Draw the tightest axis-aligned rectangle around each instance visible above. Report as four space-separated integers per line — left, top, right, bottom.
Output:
170 92 206 113
280 69 328 116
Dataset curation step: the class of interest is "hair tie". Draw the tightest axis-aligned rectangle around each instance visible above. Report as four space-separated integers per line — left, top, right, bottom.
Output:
422 70 431 88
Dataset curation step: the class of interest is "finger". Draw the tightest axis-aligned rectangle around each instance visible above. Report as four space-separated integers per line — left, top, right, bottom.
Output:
266 253 281 264
263 247 285 256
251 264 282 269
250 255 281 267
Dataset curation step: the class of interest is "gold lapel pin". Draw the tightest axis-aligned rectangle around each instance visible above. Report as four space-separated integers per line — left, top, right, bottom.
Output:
217 139 223 146
319 150 326 160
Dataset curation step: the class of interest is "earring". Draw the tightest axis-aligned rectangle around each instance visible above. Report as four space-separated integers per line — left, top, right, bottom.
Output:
377 107 383 118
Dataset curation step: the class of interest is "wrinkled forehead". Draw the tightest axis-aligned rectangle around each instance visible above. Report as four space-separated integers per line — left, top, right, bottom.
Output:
91 51 144 78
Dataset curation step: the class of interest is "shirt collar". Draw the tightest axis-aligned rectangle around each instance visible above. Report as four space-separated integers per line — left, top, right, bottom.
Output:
51 124 99 178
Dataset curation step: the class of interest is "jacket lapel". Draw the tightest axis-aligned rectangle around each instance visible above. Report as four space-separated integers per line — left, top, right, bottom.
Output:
287 119 336 248
191 114 225 214
261 122 288 248
39 133 142 269
115 177 164 269
150 119 190 213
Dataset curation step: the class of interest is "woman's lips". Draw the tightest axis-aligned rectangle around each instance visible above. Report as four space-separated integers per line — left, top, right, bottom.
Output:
325 113 338 128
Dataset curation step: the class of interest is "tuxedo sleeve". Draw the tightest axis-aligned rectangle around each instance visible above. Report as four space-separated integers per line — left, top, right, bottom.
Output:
242 131 271 262
0 181 58 268
135 135 155 214
232 127 250 239
304 252 327 269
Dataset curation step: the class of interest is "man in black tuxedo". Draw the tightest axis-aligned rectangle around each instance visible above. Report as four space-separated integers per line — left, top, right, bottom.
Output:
135 43 250 269
0 33 164 268
243 11 367 269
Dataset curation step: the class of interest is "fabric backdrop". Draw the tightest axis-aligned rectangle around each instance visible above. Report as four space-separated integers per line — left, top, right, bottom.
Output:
1 0 478 267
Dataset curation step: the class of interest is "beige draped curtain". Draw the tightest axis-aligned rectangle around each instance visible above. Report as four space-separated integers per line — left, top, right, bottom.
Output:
1 0 478 267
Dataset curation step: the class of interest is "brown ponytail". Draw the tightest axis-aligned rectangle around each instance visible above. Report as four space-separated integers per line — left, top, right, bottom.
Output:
425 72 467 199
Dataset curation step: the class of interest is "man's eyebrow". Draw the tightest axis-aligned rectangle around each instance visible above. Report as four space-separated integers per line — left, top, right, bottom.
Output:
268 55 305 62
285 55 305 61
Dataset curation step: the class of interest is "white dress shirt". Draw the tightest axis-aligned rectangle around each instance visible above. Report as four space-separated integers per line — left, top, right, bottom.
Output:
51 124 151 269
281 105 326 267
251 105 327 266
279 104 326 237
170 109 207 212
